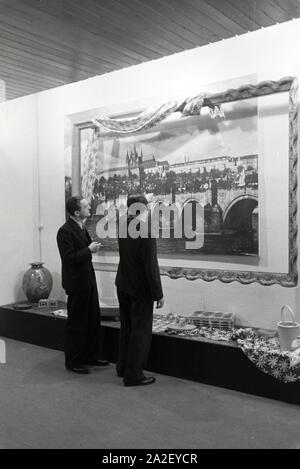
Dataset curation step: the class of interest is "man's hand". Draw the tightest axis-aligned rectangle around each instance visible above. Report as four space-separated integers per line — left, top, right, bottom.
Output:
89 241 101 253
156 297 165 309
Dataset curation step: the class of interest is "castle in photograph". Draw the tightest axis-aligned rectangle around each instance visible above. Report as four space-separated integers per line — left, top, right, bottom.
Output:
97 144 257 182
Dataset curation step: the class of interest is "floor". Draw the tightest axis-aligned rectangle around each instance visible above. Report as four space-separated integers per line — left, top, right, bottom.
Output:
0 338 300 449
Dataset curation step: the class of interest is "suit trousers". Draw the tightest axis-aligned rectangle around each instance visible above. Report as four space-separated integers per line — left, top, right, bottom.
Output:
117 289 154 383
65 283 101 368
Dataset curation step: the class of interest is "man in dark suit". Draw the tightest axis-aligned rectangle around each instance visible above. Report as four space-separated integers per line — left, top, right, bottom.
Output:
116 194 164 386
57 196 109 374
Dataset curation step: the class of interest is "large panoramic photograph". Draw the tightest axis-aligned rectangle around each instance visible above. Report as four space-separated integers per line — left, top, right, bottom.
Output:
65 95 258 258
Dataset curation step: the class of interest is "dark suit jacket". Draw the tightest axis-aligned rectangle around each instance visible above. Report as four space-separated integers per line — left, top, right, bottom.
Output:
57 218 96 294
115 216 163 301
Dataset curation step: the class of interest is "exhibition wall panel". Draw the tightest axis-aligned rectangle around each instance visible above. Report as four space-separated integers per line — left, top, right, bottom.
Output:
0 95 39 305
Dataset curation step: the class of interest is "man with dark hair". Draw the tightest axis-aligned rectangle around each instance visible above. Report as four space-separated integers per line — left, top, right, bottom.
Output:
116 193 164 386
57 196 109 374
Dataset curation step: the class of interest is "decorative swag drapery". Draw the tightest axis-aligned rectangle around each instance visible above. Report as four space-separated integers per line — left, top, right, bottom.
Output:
81 94 225 201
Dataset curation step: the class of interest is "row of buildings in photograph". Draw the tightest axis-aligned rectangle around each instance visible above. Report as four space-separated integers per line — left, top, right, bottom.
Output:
94 145 258 199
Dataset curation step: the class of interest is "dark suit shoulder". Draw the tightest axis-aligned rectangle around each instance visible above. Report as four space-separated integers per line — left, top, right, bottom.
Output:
57 222 71 235
58 218 81 232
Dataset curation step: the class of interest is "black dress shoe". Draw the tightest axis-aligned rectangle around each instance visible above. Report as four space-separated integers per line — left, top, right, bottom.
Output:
84 359 110 367
66 365 90 374
124 376 156 387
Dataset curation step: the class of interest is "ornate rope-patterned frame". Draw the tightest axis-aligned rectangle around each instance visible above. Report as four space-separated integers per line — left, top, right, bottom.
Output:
69 76 298 287
160 77 298 287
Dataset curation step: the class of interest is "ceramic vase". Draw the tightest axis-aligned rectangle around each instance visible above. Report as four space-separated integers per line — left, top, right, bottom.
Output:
22 262 53 303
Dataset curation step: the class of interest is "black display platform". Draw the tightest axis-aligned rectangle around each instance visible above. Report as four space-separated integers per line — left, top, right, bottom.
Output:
1 303 300 405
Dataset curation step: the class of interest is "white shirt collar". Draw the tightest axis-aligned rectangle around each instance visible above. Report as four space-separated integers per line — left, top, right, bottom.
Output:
70 215 84 230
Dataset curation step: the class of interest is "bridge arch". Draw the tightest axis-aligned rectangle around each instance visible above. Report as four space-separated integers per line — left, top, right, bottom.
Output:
223 195 258 223
223 195 258 254
150 199 166 213
181 197 201 209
